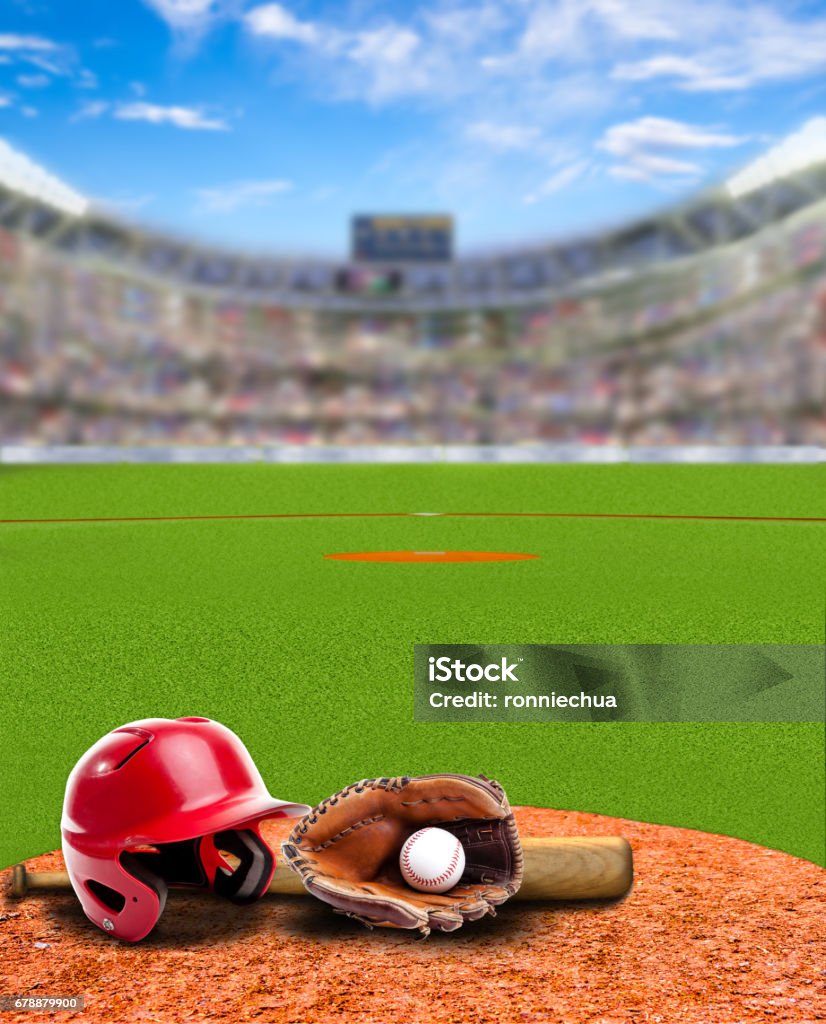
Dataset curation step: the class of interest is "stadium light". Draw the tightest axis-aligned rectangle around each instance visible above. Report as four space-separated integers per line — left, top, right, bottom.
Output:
726 117 826 199
0 137 88 217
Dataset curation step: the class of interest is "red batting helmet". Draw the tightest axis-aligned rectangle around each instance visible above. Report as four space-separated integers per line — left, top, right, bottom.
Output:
61 717 310 942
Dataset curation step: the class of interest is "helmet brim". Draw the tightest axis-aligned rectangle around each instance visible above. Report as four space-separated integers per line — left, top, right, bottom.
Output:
136 794 311 847
66 793 311 853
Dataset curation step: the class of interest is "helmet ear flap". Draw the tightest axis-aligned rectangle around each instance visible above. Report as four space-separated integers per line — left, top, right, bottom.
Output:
64 847 169 942
120 852 169 921
211 829 274 904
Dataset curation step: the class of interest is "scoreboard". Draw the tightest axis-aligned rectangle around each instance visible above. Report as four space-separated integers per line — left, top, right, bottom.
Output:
352 215 453 263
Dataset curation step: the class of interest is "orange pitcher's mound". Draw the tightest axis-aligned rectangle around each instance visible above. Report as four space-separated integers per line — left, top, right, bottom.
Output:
324 550 539 563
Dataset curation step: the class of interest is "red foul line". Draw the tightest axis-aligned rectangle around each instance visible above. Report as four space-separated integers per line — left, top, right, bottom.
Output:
442 511 826 523
0 511 824 525
0 512 409 524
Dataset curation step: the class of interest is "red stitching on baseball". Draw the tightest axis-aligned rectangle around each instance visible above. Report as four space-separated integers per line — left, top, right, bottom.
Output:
401 830 462 889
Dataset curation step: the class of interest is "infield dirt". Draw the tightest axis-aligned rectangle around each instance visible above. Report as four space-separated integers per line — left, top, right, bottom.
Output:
2 807 823 1024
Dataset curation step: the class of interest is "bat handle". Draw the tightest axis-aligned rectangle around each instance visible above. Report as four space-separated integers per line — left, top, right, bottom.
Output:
7 861 306 898
8 865 71 898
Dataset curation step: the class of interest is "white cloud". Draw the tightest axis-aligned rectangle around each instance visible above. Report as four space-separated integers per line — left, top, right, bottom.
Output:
17 73 50 89
518 1 590 62
466 121 541 152
600 117 744 157
10 36 79 80
589 0 678 41
740 10 826 84
479 1 826 102
245 5 434 102
115 102 228 131
0 34 58 52
626 153 702 176
0 96 11 109
347 26 429 102
350 26 420 67
244 3 321 45
524 160 590 203
612 55 748 91
21 106 38 118
195 178 294 212
78 69 98 89
610 3 826 93
70 99 228 131
141 0 239 50
70 100 110 122
23 54 67 76
236 2 706 110
423 4 508 48
600 116 745 184
141 0 226 28
499 0 677 69
613 57 748 92
147 0 216 14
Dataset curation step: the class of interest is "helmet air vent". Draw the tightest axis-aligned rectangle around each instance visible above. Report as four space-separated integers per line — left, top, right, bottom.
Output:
86 879 126 913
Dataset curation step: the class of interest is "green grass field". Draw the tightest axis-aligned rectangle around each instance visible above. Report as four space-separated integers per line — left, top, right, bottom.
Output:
1 463 824 867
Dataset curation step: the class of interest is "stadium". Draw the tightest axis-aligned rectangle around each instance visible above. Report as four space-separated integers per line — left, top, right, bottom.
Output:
0 139 824 450
1 56 825 1022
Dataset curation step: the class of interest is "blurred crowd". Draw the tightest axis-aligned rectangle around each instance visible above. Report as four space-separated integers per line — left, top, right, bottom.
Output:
0 208 825 446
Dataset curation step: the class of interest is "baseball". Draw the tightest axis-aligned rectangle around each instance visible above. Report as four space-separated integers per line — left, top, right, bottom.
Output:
399 827 466 893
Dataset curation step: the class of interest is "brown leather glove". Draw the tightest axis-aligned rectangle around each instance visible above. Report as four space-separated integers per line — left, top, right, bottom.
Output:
282 774 523 936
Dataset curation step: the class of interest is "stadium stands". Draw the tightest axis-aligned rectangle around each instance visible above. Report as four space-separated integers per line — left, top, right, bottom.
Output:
0 164 824 446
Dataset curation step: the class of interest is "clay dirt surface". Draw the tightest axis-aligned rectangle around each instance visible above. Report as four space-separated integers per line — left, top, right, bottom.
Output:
1 808 824 1024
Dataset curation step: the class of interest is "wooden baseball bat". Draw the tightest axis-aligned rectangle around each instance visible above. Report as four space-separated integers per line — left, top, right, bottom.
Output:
9 837 632 901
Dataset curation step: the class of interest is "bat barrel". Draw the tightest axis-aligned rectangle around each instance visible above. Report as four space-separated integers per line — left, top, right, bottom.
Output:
517 836 633 900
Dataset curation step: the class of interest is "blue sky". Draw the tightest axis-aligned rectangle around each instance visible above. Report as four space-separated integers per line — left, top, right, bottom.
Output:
1 0 826 256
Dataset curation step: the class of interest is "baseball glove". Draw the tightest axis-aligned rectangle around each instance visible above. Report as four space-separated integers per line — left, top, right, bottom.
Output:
282 774 523 936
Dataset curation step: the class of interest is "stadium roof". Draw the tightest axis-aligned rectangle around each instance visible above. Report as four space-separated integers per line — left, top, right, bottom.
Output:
727 118 826 199
0 139 88 218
